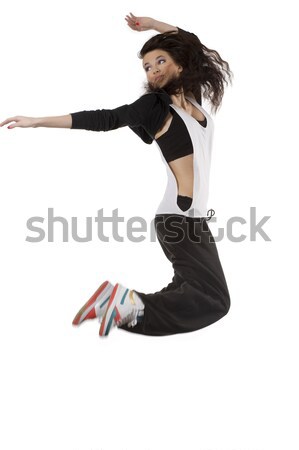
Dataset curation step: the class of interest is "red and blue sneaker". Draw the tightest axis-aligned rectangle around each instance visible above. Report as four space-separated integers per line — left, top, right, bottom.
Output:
99 283 144 337
72 280 114 325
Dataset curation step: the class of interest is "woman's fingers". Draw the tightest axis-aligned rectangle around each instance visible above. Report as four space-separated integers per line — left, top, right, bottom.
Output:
0 117 18 127
125 18 137 29
0 116 34 128
128 12 137 22
125 13 135 23
125 12 140 30
130 12 139 24
125 13 153 31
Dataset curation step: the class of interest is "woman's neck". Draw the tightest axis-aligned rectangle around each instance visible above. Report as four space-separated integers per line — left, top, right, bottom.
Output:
171 91 194 110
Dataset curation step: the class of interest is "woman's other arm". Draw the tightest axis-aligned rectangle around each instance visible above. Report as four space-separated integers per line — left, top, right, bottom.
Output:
125 12 178 33
0 114 72 129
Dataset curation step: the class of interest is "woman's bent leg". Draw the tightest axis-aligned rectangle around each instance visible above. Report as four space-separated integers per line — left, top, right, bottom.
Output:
119 214 231 337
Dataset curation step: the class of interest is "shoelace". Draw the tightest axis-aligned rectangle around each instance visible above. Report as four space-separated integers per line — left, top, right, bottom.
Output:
115 308 138 328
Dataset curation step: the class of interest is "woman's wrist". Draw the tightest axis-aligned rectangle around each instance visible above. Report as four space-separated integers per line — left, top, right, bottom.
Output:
152 20 178 33
34 115 72 128
151 19 158 31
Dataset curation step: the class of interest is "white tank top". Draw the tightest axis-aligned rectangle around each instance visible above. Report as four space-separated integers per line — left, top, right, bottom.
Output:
155 96 214 218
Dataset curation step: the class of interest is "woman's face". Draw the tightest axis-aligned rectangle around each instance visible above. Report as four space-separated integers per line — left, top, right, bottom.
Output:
142 49 183 88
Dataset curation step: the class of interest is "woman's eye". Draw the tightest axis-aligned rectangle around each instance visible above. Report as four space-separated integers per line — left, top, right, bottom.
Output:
145 59 166 72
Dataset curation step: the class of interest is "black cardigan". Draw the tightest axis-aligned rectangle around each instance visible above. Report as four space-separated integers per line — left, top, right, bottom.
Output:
70 90 172 144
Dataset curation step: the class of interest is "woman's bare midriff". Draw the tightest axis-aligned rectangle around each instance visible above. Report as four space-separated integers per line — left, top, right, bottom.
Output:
169 155 194 197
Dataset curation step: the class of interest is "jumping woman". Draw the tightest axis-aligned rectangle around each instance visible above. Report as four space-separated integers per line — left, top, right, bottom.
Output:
0 13 233 337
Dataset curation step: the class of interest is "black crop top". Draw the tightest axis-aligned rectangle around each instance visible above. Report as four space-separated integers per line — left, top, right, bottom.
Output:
156 108 207 162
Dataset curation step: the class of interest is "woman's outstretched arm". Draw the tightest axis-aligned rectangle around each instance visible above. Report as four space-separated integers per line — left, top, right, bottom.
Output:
125 12 178 33
0 91 172 136
0 115 72 129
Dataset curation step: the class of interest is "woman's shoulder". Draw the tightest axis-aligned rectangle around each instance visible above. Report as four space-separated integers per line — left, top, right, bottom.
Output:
128 89 172 120
128 90 172 142
137 89 172 106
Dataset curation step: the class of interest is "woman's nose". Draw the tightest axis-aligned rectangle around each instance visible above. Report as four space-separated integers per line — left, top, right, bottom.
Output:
153 66 160 74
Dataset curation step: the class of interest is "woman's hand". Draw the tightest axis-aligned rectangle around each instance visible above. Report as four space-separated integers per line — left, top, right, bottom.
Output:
0 116 37 129
125 13 178 34
125 12 155 32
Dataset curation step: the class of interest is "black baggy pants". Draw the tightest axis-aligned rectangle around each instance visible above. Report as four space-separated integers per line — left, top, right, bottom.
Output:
119 196 231 337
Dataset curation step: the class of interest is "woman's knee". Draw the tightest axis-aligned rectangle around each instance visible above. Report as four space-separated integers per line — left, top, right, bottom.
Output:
219 293 231 316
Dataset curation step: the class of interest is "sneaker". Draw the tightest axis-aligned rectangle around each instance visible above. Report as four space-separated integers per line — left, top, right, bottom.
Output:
72 280 114 325
99 283 144 337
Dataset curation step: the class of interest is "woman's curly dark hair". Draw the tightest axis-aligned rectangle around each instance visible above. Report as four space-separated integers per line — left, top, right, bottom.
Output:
138 28 234 114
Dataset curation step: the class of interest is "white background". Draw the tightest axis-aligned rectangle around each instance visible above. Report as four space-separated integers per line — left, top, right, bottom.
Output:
1 1 298 450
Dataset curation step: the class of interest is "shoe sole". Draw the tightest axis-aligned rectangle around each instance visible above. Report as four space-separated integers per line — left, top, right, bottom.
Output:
72 280 113 325
99 283 128 336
